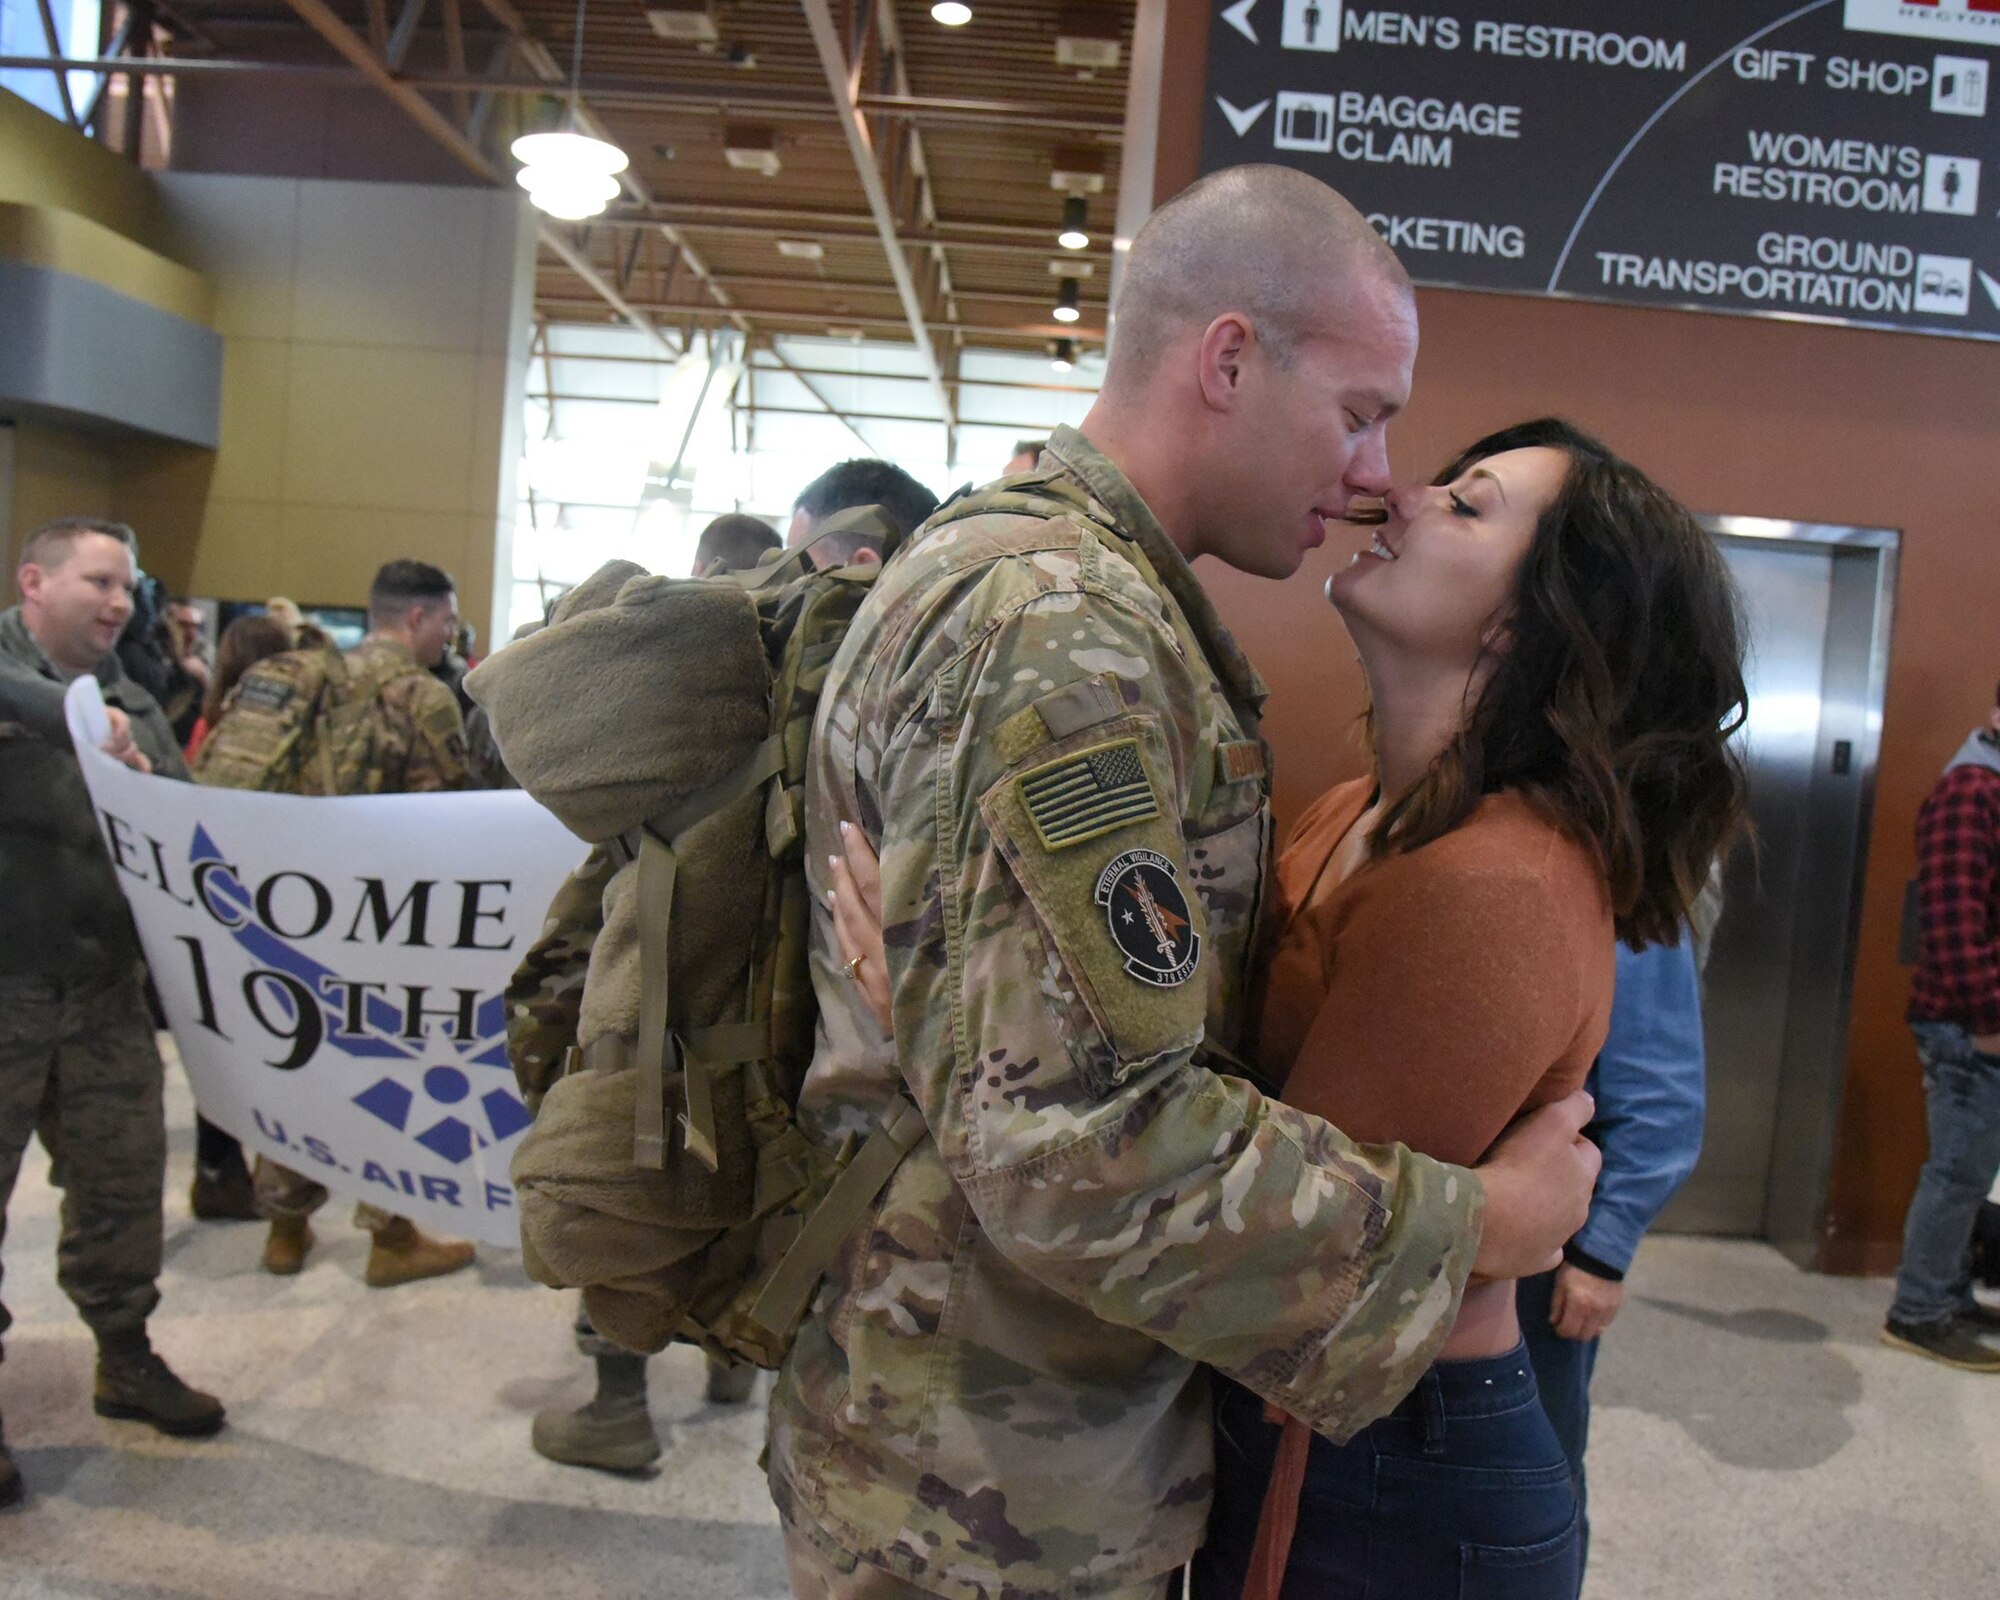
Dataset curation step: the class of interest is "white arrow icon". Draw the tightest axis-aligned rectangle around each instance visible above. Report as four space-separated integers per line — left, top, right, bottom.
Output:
1217 96 1271 137
1222 0 1258 44
1980 269 2000 312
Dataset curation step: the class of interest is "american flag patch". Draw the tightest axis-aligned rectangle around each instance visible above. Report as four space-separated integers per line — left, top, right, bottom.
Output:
1019 738 1159 851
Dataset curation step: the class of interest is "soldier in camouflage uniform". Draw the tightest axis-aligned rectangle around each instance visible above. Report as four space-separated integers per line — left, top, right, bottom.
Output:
246 560 479 1287
769 167 1599 1598
0 519 227 1509
509 495 931 1472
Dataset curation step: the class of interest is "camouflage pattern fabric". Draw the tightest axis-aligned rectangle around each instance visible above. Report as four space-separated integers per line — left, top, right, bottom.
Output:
766 425 1485 1599
782 1523 1173 1600
338 637 470 795
194 636 468 797
237 635 470 1222
505 845 615 1112
0 969 165 1358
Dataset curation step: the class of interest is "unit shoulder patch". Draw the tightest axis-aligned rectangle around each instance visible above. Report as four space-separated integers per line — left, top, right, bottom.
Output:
235 674 297 715
1019 737 1160 852
1094 848 1201 988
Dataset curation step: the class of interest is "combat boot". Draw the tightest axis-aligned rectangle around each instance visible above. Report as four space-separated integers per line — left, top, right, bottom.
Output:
1 1410 21 1508
93 1329 226 1437
704 1354 758 1404
532 1351 659 1472
191 1155 258 1221
364 1216 475 1287
262 1216 314 1275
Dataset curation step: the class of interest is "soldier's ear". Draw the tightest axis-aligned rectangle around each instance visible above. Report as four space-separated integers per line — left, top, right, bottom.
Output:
1196 313 1253 412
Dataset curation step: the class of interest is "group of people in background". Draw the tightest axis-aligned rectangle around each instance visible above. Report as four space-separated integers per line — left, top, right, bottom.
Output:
1 161 1996 1600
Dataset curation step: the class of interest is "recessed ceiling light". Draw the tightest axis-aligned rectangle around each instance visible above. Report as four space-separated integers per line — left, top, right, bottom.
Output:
931 1 972 24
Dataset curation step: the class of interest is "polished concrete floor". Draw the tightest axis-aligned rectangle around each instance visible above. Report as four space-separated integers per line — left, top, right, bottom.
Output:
3 1059 1998 1599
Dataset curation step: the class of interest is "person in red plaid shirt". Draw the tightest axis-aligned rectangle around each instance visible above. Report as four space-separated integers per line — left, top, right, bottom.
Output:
1886 686 2000 1371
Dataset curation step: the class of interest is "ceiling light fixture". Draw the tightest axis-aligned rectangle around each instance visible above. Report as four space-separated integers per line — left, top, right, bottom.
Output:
1050 338 1076 373
931 1 972 24
1053 277 1081 323
1057 195 1089 250
511 0 628 221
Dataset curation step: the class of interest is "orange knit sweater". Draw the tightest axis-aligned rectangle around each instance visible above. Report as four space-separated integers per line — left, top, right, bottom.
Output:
1239 777 1615 1600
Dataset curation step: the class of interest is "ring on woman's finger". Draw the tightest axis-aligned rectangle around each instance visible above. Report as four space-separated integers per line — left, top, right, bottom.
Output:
843 954 866 981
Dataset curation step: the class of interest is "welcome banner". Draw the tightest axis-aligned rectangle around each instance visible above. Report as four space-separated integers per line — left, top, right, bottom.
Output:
65 679 586 1247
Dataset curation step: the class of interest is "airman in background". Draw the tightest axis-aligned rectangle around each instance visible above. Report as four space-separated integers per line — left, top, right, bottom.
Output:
236 560 478 1285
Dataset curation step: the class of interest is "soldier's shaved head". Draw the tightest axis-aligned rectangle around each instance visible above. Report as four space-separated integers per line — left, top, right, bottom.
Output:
1078 165 1418 580
1105 164 1409 390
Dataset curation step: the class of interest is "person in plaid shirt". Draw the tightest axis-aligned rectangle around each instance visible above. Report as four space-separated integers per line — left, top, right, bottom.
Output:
1886 685 2000 1371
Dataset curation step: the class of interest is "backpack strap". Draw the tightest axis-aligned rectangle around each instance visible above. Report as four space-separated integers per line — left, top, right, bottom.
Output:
747 1092 928 1342
632 731 789 1171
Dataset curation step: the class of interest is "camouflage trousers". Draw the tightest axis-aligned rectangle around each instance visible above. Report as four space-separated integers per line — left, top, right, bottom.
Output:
573 1298 755 1389
0 969 165 1357
253 1159 398 1234
780 1523 1178 1600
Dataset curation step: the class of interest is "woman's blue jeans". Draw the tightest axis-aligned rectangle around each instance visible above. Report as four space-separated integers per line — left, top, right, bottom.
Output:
1192 1346 1581 1600
1891 1020 2000 1327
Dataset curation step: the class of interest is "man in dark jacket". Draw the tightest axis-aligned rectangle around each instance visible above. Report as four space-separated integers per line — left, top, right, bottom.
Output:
0 517 226 1509
1886 686 2000 1371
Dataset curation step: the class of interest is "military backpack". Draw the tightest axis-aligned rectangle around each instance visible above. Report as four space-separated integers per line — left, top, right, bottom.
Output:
483 482 1123 1369
192 641 430 796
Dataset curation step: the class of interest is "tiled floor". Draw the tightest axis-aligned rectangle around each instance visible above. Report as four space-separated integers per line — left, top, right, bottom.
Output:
3 1058 1997 1598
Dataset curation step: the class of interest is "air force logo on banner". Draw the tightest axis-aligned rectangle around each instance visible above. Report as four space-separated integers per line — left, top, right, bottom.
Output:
189 824 532 1166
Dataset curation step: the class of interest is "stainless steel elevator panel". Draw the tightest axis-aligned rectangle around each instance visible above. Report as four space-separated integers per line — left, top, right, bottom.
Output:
1655 519 1897 1262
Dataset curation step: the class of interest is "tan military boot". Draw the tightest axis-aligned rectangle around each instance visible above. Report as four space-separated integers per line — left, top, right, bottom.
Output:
93 1329 226 1438
532 1352 660 1472
262 1216 314 1275
364 1216 475 1287
0 1409 21 1508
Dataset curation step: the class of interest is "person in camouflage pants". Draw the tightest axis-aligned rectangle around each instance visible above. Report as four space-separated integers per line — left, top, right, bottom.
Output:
228 560 482 1287
0 518 227 1509
769 168 1600 1599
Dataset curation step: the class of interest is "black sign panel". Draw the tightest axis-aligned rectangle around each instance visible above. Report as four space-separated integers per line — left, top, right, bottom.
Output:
1200 1 2000 339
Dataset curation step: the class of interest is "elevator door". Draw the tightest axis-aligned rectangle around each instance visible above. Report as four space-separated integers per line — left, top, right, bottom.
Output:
1656 520 1896 1259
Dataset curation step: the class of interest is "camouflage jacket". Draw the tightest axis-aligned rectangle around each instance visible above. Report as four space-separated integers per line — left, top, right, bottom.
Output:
340 637 470 795
767 427 1484 1597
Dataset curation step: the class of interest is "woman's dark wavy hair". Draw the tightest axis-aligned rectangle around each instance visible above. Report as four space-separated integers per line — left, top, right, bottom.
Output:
1368 418 1749 948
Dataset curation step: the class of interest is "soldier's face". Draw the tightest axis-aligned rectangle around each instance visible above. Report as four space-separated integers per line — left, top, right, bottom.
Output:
18 534 136 673
408 595 459 667
1224 279 1417 581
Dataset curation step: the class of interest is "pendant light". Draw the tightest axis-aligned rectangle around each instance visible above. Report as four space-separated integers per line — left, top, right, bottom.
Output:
1053 277 1081 324
511 0 628 220
932 2 973 24
1049 338 1076 373
1057 196 1089 250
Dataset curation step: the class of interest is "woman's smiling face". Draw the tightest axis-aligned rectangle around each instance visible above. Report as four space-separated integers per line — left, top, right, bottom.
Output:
1325 445 1572 675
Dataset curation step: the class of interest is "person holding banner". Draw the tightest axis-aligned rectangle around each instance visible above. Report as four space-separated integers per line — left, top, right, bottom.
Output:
0 517 228 1509
196 559 480 1288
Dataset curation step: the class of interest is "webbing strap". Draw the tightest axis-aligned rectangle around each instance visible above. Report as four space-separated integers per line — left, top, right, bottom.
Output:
649 734 787 846
632 829 678 1171
678 1020 768 1172
631 734 788 1172
747 1094 929 1341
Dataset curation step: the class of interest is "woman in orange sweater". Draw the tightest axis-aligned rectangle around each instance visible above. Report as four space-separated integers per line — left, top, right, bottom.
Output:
830 417 1747 1600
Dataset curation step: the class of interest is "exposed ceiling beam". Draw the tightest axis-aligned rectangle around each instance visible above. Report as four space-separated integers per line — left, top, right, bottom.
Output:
538 228 676 356
538 265 1102 313
278 0 495 180
2 53 1121 135
801 0 952 425
538 297 1100 343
